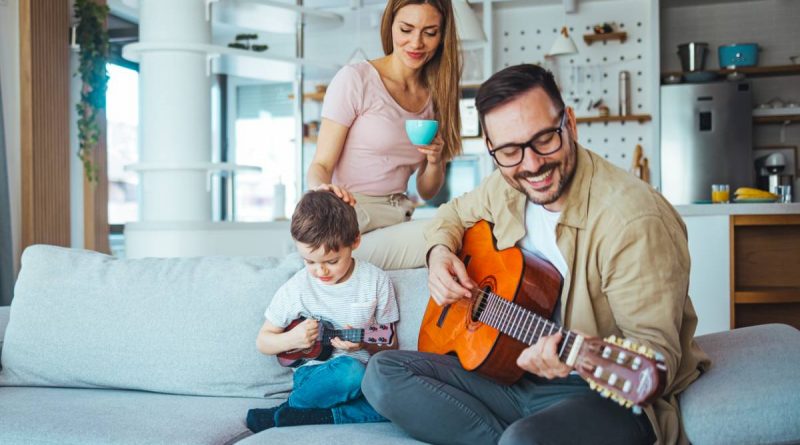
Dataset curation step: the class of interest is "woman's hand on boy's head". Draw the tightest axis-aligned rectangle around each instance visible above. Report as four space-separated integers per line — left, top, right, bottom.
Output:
313 184 356 206
331 337 362 352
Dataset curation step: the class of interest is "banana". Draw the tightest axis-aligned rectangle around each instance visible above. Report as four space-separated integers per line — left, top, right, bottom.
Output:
734 187 778 199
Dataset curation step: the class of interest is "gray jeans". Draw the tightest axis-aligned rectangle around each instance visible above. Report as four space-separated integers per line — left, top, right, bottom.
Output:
362 350 655 445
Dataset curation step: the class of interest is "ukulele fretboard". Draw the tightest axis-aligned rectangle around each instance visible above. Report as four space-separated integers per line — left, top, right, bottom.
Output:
322 328 364 344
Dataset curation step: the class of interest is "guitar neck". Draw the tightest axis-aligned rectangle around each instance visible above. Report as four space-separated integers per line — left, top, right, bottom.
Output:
477 291 580 364
322 327 364 344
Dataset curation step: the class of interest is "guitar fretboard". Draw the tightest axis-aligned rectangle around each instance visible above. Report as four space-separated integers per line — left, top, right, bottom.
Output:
476 290 577 361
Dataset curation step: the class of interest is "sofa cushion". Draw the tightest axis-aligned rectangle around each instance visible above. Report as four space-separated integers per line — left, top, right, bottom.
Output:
0 386 276 445
386 268 430 351
0 305 8 363
0 245 302 398
237 422 425 445
681 324 800 445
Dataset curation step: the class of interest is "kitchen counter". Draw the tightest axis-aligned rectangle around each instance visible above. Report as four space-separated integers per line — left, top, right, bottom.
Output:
676 202 800 217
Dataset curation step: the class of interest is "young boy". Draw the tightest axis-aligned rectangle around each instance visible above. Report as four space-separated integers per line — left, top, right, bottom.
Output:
246 190 399 433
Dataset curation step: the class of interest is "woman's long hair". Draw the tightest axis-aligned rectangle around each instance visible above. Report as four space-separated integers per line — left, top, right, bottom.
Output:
380 0 463 162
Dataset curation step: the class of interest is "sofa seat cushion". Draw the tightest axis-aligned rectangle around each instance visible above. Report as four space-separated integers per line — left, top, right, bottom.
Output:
0 386 280 445
0 245 302 398
681 324 800 445
237 422 425 445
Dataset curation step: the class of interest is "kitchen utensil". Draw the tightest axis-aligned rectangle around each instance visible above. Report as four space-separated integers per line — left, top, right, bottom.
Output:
677 42 708 72
718 43 759 68
618 71 631 116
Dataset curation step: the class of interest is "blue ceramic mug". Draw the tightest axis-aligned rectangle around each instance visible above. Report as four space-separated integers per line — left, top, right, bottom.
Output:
405 120 438 145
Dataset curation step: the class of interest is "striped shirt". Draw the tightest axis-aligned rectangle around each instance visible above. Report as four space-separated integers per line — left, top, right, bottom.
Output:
264 259 399 365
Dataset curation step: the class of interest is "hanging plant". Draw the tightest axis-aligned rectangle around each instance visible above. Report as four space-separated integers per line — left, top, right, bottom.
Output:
74 0 110 183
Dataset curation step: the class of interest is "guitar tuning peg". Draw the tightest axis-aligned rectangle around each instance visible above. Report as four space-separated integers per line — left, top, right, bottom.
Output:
654 351 665 362
632 405 643 415
601 389 611 398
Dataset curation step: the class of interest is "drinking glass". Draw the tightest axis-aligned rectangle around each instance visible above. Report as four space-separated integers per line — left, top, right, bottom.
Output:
711 184 730 203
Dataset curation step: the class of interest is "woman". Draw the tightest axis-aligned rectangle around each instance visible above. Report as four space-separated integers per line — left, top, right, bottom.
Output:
306 0 462 269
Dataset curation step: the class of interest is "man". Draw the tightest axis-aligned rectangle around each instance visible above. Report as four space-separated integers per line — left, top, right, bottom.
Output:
362 64 710 445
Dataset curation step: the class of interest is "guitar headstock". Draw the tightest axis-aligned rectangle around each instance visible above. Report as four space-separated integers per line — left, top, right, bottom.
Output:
574 335 667 413
364 324 394 345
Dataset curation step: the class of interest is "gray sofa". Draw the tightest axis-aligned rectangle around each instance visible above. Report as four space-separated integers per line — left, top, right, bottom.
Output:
0 245 798 445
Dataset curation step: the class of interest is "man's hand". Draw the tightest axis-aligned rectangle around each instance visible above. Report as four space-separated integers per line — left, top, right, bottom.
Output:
516 332 571 379
427 245 475 306
290 318 319 350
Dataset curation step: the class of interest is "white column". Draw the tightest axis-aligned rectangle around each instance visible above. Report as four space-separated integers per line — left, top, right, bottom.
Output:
138 0 211 221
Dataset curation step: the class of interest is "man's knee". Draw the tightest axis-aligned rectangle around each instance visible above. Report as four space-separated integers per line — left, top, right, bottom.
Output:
362 350 406 413
499 418 544 445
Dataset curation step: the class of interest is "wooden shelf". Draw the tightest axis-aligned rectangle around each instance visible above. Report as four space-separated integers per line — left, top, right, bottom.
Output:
754 115 800 125
662 64 800 82
732 214 800 226
583 32 627 45
575 114 651 124
735 287 800 304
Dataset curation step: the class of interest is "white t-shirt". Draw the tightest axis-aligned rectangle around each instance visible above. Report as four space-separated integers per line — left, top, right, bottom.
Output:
264 259 399 365
518 202 568 325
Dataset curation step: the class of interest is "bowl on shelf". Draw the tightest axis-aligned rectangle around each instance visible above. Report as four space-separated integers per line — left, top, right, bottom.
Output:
718 43 759 69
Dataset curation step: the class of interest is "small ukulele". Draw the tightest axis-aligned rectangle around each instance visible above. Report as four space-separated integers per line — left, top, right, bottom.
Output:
277 317 394 367
418 220 667 412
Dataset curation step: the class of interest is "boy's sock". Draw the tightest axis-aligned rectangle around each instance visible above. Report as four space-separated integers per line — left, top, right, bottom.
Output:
274 406 334 427
246 403 284 433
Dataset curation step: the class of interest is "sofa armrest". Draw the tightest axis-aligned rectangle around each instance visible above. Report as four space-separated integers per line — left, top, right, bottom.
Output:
0 305 9 361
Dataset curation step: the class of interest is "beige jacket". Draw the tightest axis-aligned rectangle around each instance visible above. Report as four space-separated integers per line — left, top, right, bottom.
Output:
425 145 710 445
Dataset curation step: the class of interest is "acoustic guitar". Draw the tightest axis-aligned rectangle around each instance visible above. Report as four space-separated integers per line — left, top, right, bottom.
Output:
277 317 394 367
418 220 666 412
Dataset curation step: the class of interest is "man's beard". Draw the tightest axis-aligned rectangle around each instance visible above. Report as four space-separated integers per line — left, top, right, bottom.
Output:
512 142 577 206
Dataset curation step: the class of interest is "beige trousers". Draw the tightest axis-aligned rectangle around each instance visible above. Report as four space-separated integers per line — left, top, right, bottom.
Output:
351 193 428 270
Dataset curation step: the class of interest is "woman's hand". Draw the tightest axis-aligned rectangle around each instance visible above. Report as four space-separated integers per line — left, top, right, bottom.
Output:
417 135 445 165
313 184 356 206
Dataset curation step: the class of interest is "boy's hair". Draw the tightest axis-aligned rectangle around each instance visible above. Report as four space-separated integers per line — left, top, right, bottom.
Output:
290 190 360 253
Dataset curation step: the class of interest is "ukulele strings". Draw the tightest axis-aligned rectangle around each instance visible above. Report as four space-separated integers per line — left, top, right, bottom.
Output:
471 287 576 357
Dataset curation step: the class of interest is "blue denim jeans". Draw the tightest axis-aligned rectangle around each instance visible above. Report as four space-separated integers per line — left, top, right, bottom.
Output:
288 356 387 424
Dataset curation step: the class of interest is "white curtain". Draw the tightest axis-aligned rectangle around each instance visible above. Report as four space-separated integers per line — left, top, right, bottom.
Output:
0 71 13 306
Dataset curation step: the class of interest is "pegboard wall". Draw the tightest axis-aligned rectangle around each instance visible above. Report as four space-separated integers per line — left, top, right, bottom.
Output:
492 0 660 183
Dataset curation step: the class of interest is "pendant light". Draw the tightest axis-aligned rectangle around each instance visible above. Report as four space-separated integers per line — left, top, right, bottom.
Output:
547 0 578 57
452 0 486 43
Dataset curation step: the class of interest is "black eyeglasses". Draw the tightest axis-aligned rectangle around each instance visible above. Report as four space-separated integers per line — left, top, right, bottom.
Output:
487 111 567 168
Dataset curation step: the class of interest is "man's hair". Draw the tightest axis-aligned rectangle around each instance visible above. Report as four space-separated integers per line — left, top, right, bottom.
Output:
475 64 565 136
290 190 360 253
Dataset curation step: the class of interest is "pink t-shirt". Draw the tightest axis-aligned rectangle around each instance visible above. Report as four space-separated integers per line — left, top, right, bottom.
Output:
322 61 433 196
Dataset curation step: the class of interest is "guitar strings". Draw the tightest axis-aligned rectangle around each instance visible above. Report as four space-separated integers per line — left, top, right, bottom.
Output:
471 287 577 359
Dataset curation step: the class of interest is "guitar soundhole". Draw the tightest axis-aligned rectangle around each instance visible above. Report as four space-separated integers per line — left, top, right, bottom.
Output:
470 286 491 322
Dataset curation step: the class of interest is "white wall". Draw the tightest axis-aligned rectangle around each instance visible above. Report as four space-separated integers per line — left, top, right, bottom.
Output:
0 0 21 275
